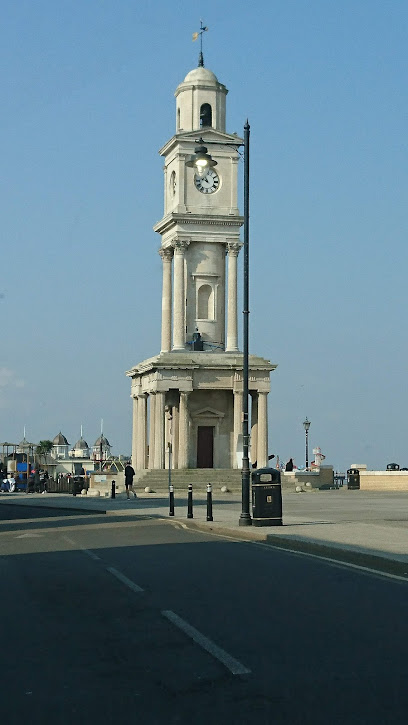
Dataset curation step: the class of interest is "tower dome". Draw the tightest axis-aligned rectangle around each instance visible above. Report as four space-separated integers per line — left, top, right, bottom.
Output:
182 66 219 84
74 436 89 450
93 434 111 448
53 432 69 446
175 64 228 133
52 431 70 460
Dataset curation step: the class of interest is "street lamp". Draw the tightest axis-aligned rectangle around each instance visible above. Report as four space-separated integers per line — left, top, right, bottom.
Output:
165 405 173 490
303 417 311 470
186 122 252 526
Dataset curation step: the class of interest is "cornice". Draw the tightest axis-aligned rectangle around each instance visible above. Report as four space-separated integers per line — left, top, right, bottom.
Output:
154 213 244 235
159 130 244 158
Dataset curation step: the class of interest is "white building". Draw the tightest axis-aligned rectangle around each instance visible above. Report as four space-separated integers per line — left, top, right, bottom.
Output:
69 435 90 459
127 54 275 473
92 435 111 462
51 432 70 460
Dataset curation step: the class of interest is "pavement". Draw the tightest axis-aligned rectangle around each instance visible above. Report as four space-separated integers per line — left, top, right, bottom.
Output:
1 486 408 578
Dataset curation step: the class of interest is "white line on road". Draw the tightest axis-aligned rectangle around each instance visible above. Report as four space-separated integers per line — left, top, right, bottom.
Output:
106 567 144 593
162 609 251 676
82 548 101 561
61 535 101 561
196 529 408 584
247 540 408 584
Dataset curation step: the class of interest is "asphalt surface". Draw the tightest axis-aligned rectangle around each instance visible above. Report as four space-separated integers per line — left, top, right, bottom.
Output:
2 488 408 576
1 497 407 724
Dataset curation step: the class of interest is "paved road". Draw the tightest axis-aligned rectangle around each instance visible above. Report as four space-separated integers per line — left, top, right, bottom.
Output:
1 508 407 724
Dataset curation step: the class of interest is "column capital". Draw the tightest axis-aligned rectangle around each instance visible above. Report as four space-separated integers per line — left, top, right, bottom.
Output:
173 238 191 254
159 247 173 261
226 242 243 257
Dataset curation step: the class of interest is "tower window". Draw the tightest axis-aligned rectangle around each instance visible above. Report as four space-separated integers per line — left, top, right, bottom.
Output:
197 284 214 320
177 108 181 131
200 103 212 128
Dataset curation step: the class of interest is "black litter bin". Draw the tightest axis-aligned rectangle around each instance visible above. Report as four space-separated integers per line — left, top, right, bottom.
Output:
252 467 282 526
347 468 360 490
386 463 400 471
72 476 83 496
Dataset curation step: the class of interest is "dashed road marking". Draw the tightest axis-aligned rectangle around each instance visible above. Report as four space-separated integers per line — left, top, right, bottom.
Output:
61 535 101 560
162 609 251 676
106 566 144 593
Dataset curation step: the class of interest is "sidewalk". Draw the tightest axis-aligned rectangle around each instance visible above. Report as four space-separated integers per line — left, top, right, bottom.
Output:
1 488 408 578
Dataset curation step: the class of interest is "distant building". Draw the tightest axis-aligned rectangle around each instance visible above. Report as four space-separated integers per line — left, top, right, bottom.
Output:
51 432 70 460
70 435 90 459
92 435 111 462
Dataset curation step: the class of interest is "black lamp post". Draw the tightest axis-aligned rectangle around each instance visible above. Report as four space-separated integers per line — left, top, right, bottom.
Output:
186 123 252 526
303 417 311 470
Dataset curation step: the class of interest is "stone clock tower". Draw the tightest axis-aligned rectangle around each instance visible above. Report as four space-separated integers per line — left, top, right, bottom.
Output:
126 58 275 479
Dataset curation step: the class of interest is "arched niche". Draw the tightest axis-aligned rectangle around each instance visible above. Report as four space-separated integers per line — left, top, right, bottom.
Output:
197 284 214 320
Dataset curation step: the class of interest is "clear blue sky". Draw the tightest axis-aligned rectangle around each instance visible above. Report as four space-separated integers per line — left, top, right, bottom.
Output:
1 1 407 471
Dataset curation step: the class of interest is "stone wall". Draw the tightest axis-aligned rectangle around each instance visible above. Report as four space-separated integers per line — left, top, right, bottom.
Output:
282 466 334 490
359 471 408 491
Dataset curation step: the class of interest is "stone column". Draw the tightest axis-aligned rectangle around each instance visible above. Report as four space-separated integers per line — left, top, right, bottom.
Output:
148 393 156 469
178 391 190 469
155 391 165 469
137 394 147 470
131 395 138 469
173 240 189 351
233 390 243 469
226 243 241 352
257 391 268 468
172 403 179 469
159 247 173 353
250 393 258 468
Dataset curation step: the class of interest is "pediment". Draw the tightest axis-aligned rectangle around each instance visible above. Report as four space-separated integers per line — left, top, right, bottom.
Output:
194 406 225 419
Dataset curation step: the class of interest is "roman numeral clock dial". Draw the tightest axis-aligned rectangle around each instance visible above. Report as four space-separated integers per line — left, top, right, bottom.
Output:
194 168 220 194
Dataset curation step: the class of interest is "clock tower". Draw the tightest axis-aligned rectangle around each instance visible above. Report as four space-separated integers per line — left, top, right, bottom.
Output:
127 58 275 478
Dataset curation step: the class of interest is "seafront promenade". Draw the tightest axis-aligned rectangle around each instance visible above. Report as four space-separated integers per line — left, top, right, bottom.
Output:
1 487 407 578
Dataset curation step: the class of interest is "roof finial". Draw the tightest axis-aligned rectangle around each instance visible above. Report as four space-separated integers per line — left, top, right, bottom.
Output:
192 20 208 67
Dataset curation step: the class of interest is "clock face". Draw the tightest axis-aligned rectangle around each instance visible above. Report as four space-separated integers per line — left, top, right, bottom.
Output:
194 169 220 194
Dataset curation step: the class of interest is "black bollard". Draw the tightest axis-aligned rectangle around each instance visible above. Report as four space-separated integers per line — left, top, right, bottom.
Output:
206 483 213 522
187 483 193 519
111 480 116 499
169 483 175 516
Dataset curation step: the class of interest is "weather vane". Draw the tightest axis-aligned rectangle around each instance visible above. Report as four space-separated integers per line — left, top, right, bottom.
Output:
192 20 208 67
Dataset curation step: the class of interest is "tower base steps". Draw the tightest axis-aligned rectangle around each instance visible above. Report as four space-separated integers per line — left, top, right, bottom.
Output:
135 468 243 493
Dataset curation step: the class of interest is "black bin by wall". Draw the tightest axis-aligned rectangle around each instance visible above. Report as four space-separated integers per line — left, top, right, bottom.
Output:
252 467 282 526
347 468 360 490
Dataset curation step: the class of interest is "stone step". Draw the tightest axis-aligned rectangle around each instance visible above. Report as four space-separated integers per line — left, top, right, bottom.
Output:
136 469 243 491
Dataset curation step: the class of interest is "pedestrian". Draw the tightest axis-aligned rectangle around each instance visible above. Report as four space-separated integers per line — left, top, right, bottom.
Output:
124 462 137 500
34 469 41 492
251 454 275 469
285 458 294 472
5 473 16 492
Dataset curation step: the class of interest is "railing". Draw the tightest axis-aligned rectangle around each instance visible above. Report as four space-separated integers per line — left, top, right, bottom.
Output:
333 472 346 488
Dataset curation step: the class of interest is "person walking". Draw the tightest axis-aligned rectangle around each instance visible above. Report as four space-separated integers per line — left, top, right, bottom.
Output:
124 462 137 500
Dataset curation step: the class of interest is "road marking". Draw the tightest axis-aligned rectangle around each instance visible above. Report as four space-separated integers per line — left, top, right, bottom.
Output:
192 529 408 584
82 548 101 561
247 540 408 583
15 533 43 538
162 610 251 676
62 535 101 560
168 520 188 530
106 567 144 593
